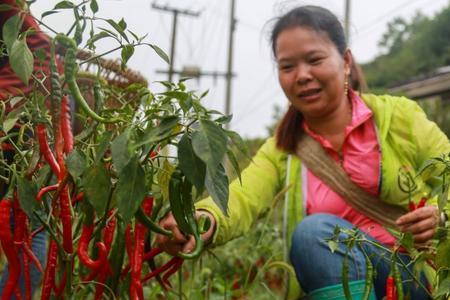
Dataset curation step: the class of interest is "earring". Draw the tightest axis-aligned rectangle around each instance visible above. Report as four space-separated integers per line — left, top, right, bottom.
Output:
344 76 349 97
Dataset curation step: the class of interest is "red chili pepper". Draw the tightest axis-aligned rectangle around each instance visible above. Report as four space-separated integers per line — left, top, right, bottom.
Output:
22 242 43 273
93 214 116 300
59 185 73 253
53 270 67 298
386 275 397 300
408 201 416 212
36 184 59 202
30 226 45 239
122 248 163 276
161 257 184 289
60 94 74 154
72 192 84 205
418 197 427 208
1 142 15 151
141 256 180 283
13 197 29 300
36 124 61 177
77 224 108 270
0 200 21 300
130 197 153 300
41 240 58 300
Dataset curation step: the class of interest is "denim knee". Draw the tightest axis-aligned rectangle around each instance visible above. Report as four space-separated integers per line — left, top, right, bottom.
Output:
289 214 365 292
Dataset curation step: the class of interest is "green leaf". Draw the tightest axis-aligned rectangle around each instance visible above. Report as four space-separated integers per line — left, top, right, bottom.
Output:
192 119 228 174
3 107 22 133
90 0 99 13
42 11 58 18
434 277 450 297
118 18 127 30
106 19 129 42
157 159 175 202
327 240 339 253
438 182 449 211
3 15 22 52
435 239 450 269
54 1 75 9
178 133 206 195
149 44 169 64
215 114 233 124
121 44 134 66
115 156 146 224
164 91 191 112
10 38 33 84
36 165 51 188
65 149 87 180
82 163 111 216
133 115 179 148
226 149 241 185
34 48 47 63
87 31 111 47
226 129 251 159
111 130 131 173
205 164 229 216
95 131 113 164
96 27 118 40
17 176 38 218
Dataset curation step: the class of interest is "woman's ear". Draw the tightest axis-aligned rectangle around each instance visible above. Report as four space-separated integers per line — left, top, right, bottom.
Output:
343 48 353 76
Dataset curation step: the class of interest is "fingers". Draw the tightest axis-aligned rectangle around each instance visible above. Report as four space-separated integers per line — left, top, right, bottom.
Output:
155 212 187 256
396 206 439 244
155 210 217 256
398 214 437 234
412 228 436 244
396 206 438 226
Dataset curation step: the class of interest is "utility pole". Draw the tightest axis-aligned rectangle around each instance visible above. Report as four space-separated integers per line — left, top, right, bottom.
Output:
154 1 237 127
224 0 236 129
151 3 200 83
344 0 351 45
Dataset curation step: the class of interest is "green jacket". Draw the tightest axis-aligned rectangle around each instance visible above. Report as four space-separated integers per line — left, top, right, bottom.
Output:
196 94 450 297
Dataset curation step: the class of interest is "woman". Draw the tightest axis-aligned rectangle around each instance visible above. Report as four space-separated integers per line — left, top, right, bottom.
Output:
156 6 448 299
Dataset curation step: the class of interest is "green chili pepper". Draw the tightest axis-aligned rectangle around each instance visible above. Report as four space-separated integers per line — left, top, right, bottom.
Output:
135 206 172 236
177 177 203 260
59 37 121 124
168 168 191 235
361 250 374 300
391 256 404 300
342 249 353 300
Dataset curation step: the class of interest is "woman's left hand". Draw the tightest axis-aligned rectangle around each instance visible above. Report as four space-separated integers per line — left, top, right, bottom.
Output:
396 205 440 244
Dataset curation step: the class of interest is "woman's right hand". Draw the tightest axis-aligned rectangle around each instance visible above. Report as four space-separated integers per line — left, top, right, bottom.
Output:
155 210 216 256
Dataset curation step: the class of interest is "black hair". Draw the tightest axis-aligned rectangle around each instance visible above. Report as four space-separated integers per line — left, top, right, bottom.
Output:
272 6 368 153
271 5 347 57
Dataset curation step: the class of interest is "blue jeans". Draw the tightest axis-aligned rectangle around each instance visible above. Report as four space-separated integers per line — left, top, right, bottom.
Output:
290 214 430 300
0 216 48 298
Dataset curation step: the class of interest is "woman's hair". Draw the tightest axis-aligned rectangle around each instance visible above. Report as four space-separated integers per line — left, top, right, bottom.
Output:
273 6 367 153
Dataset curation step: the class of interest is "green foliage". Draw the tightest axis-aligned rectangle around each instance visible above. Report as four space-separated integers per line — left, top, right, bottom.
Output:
363 5 450 90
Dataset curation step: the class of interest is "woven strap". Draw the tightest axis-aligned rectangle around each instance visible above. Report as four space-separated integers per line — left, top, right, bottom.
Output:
296 134 405 229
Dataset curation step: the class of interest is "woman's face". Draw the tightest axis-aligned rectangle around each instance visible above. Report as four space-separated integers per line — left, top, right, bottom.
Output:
275 26 351 119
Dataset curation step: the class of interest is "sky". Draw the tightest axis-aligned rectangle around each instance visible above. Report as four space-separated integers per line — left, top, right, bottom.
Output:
30 0 450 138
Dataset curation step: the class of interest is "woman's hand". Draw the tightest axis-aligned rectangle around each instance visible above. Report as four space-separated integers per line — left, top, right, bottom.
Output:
155 210 216 256
395 205 440 245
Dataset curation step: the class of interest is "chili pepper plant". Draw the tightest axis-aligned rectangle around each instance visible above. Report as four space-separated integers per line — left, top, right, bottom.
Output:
328 162 450 300
0 1 251 299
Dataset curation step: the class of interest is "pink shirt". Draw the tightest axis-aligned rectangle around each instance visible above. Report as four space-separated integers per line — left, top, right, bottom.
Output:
303 91 396 246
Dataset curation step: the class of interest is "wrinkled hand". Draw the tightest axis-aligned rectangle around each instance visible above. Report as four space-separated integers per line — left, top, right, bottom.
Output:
155 210 216 256
396 205 439 245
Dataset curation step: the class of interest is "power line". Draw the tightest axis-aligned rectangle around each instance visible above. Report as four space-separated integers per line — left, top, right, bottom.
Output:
352 0 429 41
